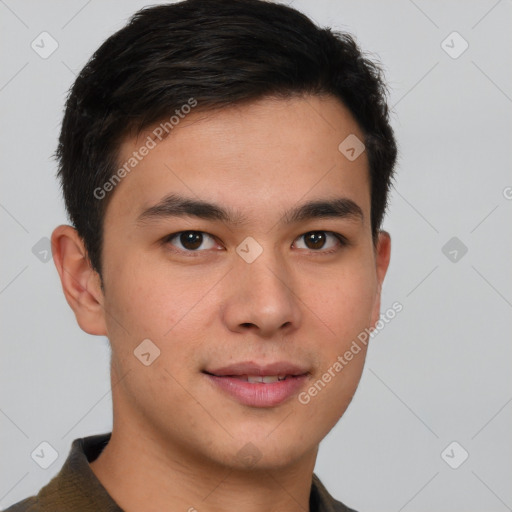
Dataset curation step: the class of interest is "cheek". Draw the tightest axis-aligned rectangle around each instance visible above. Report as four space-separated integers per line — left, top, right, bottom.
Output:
309 262 377 345
102 255 215 369
297 257 376 414
102 254 190 340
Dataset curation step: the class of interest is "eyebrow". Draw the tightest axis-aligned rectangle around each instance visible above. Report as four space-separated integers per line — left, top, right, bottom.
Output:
136 193 364 227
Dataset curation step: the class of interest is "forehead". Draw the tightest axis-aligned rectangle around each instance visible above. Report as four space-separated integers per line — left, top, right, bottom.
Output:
108 95 370 229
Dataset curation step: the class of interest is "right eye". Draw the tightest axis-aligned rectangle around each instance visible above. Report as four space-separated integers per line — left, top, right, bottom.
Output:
163 231 221 254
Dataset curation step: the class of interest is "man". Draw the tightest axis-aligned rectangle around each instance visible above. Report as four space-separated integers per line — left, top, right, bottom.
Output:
6 0 397 510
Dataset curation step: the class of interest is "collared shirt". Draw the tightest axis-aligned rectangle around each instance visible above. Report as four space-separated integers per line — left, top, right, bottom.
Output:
5 433 357 512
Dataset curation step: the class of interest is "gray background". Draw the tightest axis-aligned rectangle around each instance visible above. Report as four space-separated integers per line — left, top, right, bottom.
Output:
1 1 511 511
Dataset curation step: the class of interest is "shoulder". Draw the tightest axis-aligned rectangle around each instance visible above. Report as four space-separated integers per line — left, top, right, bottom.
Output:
3 433 115 512
2 496 40 512
311 473 359 512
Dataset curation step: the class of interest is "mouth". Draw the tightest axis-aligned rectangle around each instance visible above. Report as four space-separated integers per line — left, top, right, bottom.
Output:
203 372 304 383
202 362 310 407
203 361 310 378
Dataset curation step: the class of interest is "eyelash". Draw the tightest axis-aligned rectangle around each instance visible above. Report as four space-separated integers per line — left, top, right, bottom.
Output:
162 230 349 256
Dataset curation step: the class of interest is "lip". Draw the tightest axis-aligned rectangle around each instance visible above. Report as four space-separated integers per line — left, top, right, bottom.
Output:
204 361 309 377
204 373 309 407
202 361 310 408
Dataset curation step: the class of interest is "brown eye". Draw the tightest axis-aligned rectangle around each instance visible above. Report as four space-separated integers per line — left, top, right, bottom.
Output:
294 231 346 252
165 231 217 252
180 232 203 250
303 232 326 250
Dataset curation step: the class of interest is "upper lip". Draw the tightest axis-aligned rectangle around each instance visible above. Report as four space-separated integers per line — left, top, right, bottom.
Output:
204 361 309 377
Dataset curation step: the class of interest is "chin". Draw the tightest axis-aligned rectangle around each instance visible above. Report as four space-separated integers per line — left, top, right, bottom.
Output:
221 434 313 472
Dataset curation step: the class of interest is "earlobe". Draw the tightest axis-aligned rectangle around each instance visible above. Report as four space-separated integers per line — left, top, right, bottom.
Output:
51 225 107 336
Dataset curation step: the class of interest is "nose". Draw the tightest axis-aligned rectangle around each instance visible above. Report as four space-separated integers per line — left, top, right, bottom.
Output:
221 250 302 338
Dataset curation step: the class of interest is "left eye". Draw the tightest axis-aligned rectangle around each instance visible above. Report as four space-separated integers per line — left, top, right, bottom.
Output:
294 231 345 252
164 230 345 254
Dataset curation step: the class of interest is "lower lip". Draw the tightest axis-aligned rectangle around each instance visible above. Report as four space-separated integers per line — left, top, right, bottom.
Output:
204 373 309 407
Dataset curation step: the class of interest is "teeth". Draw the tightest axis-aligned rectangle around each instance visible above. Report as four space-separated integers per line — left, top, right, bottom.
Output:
245 375 288 383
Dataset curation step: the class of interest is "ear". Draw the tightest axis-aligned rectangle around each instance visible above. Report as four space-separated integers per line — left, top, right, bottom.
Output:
51 225 107 336
370 230 391 327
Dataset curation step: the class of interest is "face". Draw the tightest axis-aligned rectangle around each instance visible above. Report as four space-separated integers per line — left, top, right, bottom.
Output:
91 95 390 470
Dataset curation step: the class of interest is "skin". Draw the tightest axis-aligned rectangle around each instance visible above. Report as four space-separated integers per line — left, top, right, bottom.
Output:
52 95 391 512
